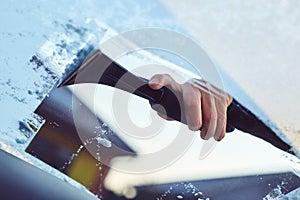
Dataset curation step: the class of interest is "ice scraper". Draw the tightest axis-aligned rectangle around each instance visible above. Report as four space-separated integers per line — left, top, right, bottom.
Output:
57 49 297 156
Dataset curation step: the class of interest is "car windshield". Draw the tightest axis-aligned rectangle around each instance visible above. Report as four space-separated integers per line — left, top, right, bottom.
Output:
1 1 300 200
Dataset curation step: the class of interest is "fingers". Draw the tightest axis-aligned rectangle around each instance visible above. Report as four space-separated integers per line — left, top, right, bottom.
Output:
214 92 232 141
190 79 231 141
200 87 230 141
213 99 227 141
181 83 202 131
200 91 217 140
149 74 231 142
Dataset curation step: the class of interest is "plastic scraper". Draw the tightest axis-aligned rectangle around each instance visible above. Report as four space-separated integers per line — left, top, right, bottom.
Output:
58 49 297 156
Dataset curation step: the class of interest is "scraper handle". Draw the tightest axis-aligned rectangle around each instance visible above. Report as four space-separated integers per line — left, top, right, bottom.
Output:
146 83 293 153
141 79 234 132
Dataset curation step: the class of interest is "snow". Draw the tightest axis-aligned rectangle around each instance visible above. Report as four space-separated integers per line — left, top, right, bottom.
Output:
1 0 300 199
96 136 112 148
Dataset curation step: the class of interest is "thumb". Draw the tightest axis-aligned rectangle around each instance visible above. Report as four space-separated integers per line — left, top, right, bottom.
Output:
148 76 163 90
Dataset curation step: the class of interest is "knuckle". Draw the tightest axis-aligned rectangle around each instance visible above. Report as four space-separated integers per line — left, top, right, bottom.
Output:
151 74 163 81
163 73 173 80
227 95 233 105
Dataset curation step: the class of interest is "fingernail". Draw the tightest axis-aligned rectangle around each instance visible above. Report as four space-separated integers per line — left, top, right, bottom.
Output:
149 78 159 85
218 135 225 141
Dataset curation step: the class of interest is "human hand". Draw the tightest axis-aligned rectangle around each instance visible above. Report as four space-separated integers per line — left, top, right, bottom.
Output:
149 74 232 141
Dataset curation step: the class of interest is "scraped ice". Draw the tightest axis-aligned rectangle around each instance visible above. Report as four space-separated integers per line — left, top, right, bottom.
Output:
36 21 107 84
96 137 112 148
264 185 285 200
260 153 300 200
282 153 300 178
156 182 209 200
0 20 109 153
